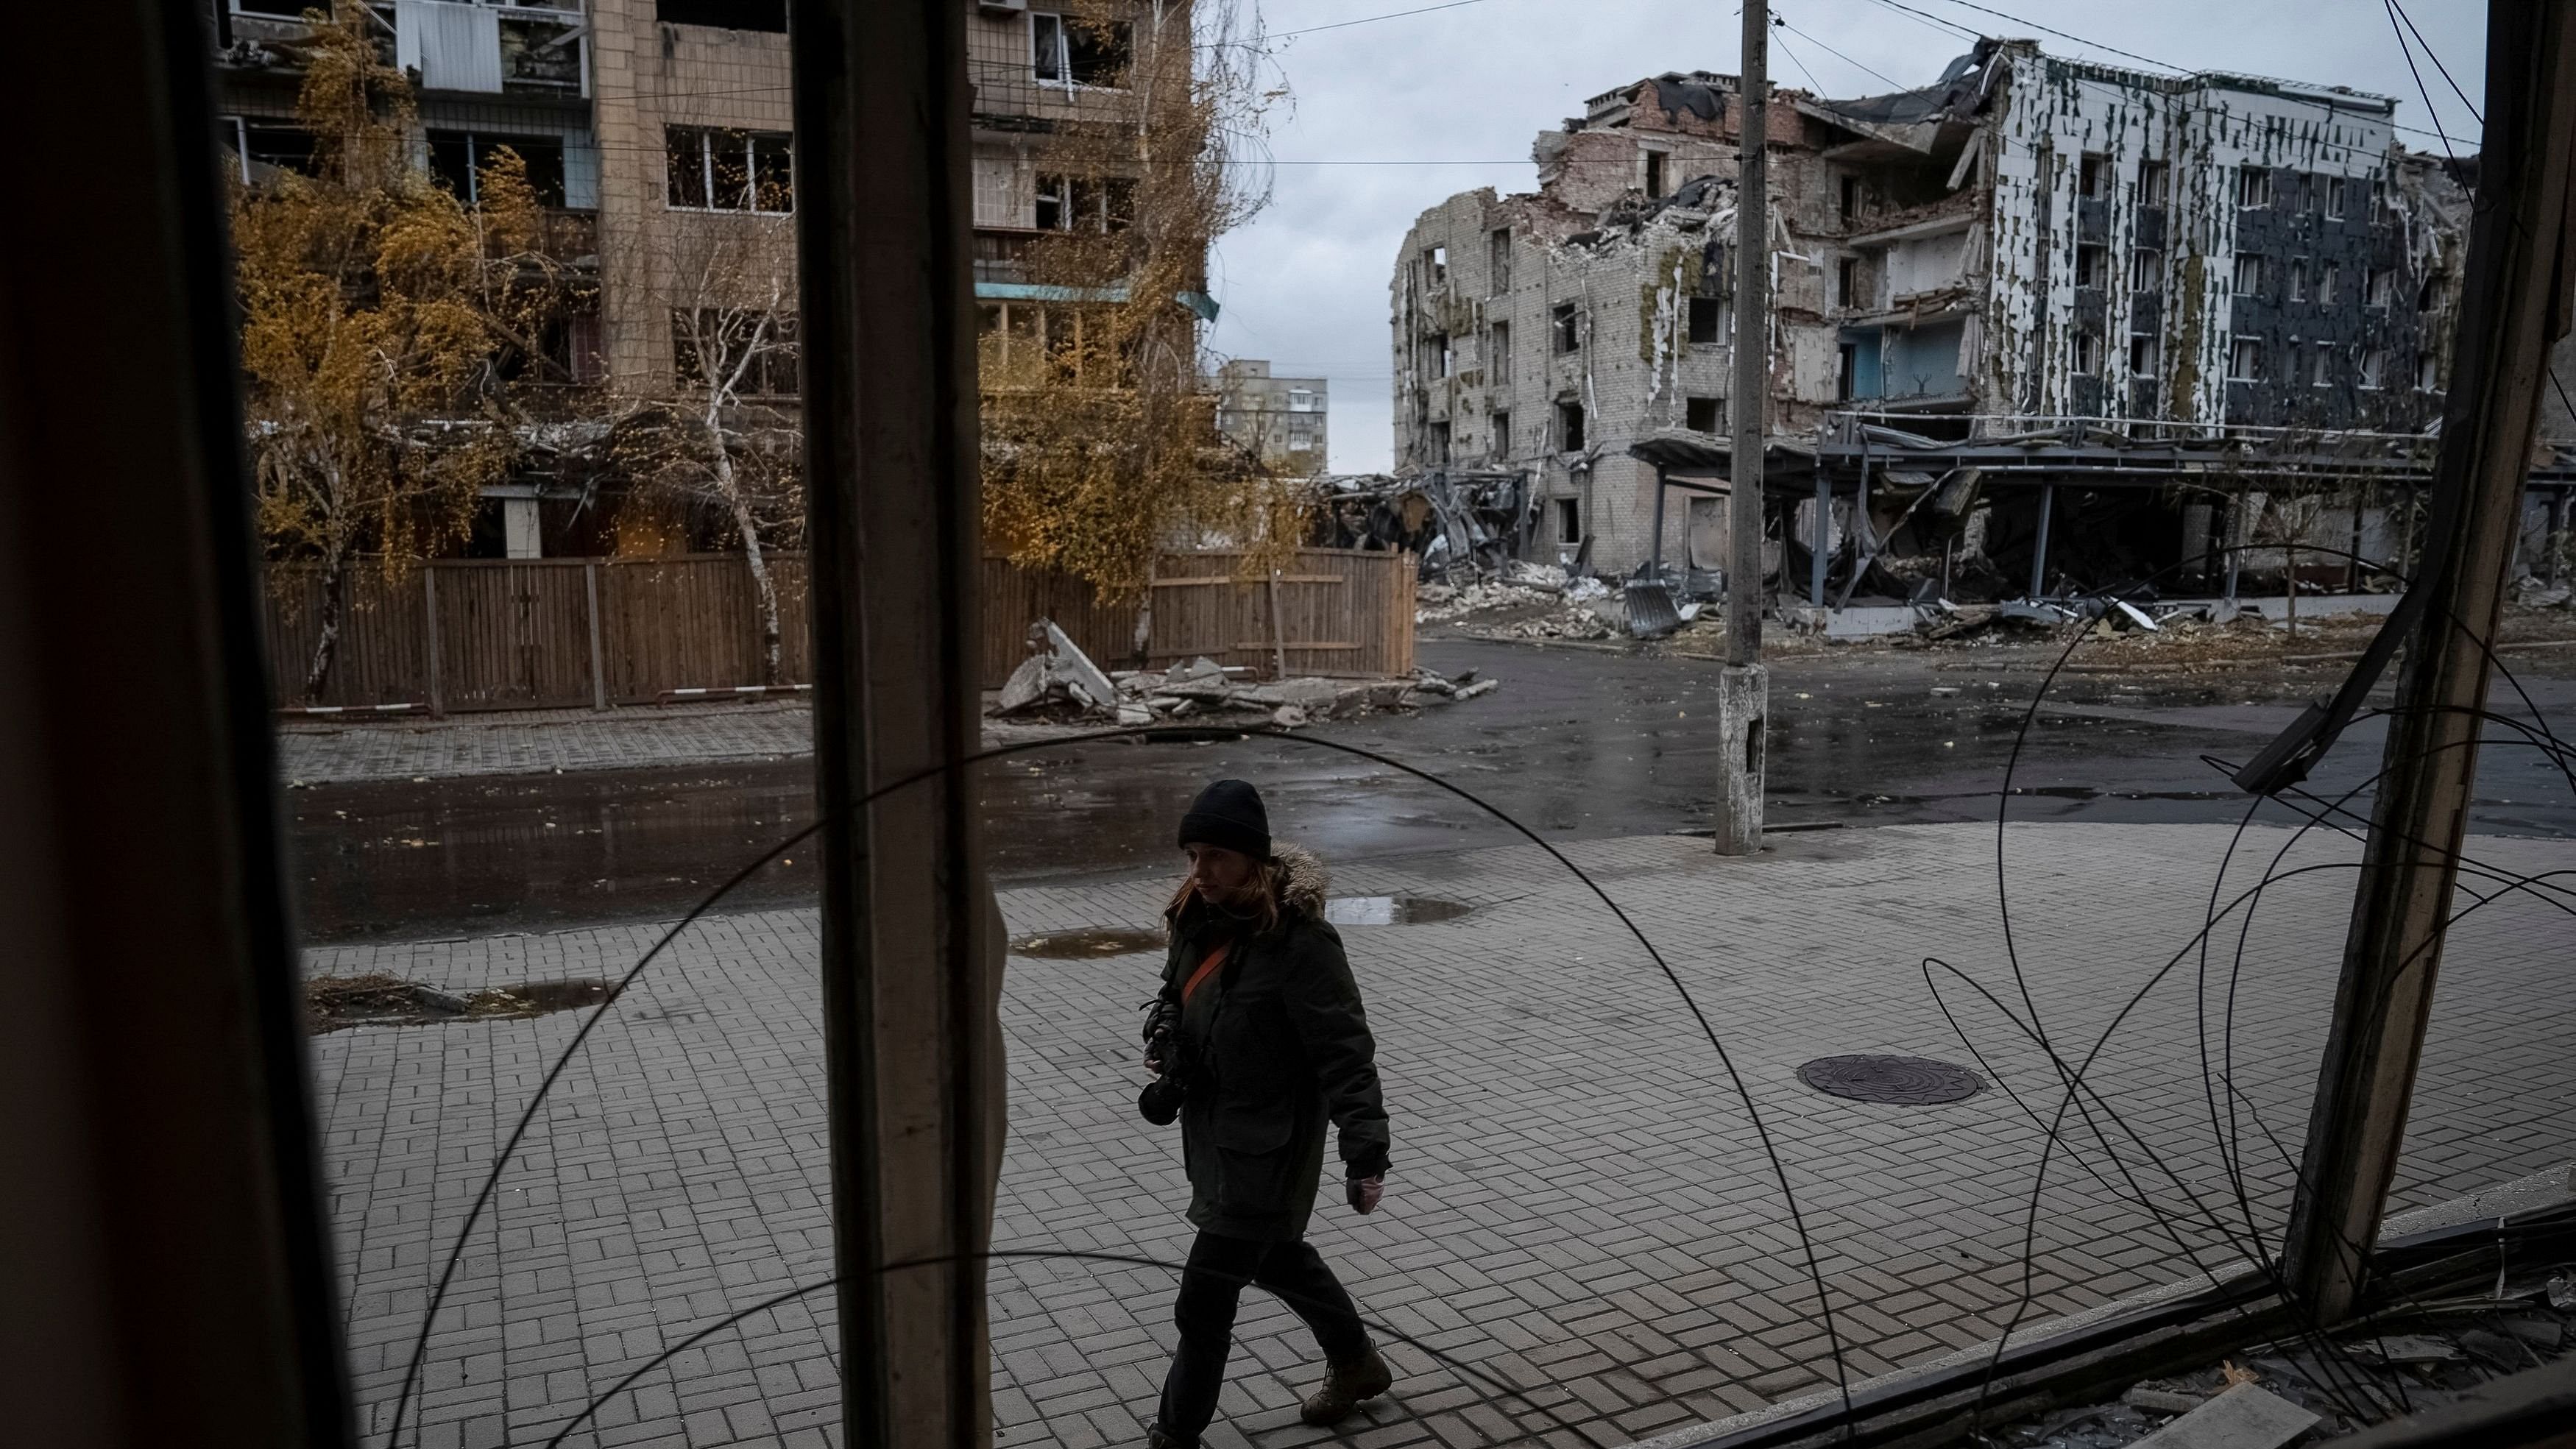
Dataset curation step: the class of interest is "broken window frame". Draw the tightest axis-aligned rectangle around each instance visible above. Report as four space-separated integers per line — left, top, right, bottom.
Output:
1030 11 1134 90
428 130 569 208
2129 247 2162 294
2319 262 2341 305
1836 256 1861 308
221 115 317 184
1551 302 1582 355
1423 244 1448 291
1556 399 1585 452
2070 328 2103 378
2073 244 2108 290
2299 173 2321 213
2416 351 2440 392
2233 252 2266 296
1489 410 1510 458
1554 497 1581 545
2078 151 2109 200
665 125 793 214
1642 148 1668 199
2237 166 2274 208
1426 332 1451 379
1487 322 1510 385
2327 176 2348 218
2313 341 2335 387
2128 333 2159 378
1428 420 1451 465
2229 336 2262 382
1487 227 1512 295
2359 347 2388 390
1839 174 1861 224
2289 258 2307 302
2366 267 2395 308
1684 395 1723 433
2139 158 2170 208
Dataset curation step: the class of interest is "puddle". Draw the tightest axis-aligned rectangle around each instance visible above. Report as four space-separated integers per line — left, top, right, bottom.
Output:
1323 895 1476 926
1011 927 1168 959
305 973 614 1031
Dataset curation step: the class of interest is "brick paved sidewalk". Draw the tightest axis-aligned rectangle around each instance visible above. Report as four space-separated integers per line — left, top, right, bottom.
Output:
305 823 2576 1449
279 701 819 783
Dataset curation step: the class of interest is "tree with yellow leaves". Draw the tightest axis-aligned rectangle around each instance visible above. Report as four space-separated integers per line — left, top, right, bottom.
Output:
233 1 582 701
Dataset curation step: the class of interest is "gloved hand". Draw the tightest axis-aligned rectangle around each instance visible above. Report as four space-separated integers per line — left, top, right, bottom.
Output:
1346 1175 1383 1214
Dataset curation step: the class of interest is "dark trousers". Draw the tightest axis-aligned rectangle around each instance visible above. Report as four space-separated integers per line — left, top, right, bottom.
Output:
1155 1230 1370 1443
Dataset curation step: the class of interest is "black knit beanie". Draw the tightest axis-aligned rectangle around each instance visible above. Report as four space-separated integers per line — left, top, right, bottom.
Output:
1178 778 1271 860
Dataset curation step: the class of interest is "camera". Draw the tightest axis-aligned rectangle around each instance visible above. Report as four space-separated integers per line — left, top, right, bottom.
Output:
1138 1021 1185 1124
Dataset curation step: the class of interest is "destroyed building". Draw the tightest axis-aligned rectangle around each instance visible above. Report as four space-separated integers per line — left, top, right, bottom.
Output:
1393 40 2496 600
208 0 1178 557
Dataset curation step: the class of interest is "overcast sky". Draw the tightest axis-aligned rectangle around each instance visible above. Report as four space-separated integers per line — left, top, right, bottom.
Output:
1200 0 2489 473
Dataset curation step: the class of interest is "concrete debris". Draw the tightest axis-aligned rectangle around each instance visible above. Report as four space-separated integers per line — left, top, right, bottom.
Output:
2120 1386 2207 1415
2346 1335 2463 1365
2129 1384 2317 1449
989 619 1498 729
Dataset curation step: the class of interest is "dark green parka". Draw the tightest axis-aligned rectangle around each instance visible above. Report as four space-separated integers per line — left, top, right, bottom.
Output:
1147 846 1390 1242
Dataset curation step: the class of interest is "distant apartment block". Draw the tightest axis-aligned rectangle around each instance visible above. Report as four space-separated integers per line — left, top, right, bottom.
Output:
1212 361 1329 475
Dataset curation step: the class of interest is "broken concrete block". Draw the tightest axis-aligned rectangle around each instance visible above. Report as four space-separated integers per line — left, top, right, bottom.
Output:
2123 1386 2207 1414
2348 1334 2463 1364
1041 619 1119 715
1270 704 1309 728
1454 679 1498 701
2115 599 2162 631
2131 1383 2318 1449
1114 704 1154 728
995 653 1053 715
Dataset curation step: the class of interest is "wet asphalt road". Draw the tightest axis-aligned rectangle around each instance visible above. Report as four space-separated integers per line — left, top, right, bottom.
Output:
286 637 2576 943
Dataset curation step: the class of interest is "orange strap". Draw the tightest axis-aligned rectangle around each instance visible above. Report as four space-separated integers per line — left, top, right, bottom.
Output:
1180 942 1233 1007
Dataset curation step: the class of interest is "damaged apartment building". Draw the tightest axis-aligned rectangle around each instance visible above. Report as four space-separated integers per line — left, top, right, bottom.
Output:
1391 40 2483 603
209 0 1172 557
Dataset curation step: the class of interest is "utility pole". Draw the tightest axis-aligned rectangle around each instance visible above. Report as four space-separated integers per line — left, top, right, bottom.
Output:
1713 0 1769 856
2281 1 2576 1325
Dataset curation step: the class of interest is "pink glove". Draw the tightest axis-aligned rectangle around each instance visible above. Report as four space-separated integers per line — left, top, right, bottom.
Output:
1346 1175 1384 1214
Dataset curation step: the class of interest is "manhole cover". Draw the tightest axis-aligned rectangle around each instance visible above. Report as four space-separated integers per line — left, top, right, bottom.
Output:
1010 927 1167 960
1323 895 1475 926
1796 1055 1986 1105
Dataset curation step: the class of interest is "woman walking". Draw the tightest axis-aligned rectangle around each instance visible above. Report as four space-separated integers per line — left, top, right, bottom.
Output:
1138 779 1393 1448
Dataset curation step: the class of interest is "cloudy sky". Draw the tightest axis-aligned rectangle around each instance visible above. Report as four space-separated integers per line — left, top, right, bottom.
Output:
1200 0 2489 473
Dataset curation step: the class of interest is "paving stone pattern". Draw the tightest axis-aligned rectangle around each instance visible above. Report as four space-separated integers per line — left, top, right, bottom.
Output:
305 823 2576 1449
280 702 817 784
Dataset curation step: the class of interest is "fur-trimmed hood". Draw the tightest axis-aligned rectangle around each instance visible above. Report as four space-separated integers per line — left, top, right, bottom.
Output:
1272 843 1330 920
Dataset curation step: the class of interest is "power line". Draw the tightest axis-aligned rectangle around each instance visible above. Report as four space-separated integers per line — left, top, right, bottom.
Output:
1777 14 1906 92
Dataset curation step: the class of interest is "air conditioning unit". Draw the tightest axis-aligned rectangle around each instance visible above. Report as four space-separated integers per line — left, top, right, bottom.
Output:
979 0 1029 15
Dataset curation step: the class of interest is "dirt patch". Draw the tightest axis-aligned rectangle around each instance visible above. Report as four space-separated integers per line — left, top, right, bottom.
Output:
305 972 614 1032
1010 927 1169 959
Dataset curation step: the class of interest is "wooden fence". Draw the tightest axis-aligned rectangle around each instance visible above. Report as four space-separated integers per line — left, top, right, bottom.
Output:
263 548 1412 712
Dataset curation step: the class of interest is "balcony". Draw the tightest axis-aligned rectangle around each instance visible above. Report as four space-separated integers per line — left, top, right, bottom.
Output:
974 230 1035 285
215 2 589 100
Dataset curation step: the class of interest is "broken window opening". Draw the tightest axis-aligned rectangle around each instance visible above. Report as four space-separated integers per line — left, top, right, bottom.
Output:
1426 332 1451 379
222 117 316 185
665 126 792 213
2073 244 2107 290
2366 267 2395 307
2078 152 2109 199
1685 395 1723 433
2312 342 2334 387
428 131 568 208
1424 245 1448 291
2416 352 2440 391
1555 497 1582 545
2416 271 2443 312
1490 410 1510 458
2360 347 2387 389
1488 322 1511 385
1429 420 1451 465
1487 227 1512 294
1033 12 1135 88
2299 173 2321 212
1836 256 1861 308
2129 247 2162 294
2233 253 2266 295
2327 176 2348 218
1557 400 1585 452
2320 262 2341 305
2237 166 2274 208
1688 296 1724 346
1551 302 1581 355
1839 174 1861 224
2071 328 2103 378
655 0 788 32
2289 259 2307 302
2229 336 2262 382
2129 333 2159 378
1643 149 1668 199
2139 158 2170 207
1836 342 1857 403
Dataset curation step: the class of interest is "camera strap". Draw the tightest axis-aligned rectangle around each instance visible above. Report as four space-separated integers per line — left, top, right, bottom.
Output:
1179 941 1233 1007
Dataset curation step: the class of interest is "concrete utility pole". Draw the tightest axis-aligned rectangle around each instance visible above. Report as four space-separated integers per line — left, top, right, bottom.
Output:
1713 0 1769 856
2281 0 2576 1325
795 1 1004 1442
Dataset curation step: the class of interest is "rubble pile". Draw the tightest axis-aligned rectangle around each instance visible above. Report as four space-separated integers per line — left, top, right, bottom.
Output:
991 618 1496 730
1418 561 1706 642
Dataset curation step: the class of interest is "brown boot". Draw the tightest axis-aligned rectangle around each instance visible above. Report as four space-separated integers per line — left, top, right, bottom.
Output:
1299 1348 1393 1425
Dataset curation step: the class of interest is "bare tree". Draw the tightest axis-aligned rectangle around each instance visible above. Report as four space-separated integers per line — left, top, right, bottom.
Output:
605 211 803 683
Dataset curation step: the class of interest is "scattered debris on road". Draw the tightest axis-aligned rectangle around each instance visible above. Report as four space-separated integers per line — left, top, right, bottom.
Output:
305 973 612 1032
991 617 1497 729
